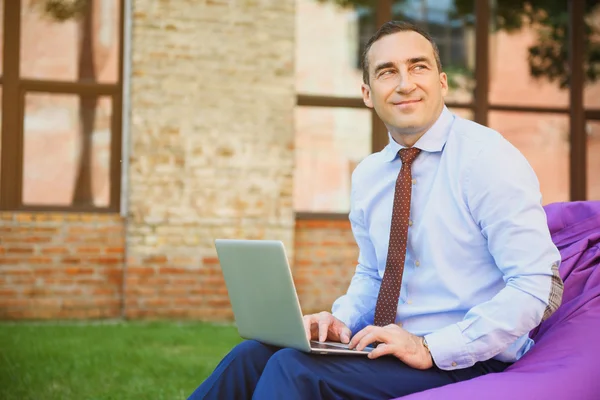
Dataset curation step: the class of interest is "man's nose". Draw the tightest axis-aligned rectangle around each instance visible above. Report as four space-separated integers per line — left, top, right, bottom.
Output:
395 73 416 94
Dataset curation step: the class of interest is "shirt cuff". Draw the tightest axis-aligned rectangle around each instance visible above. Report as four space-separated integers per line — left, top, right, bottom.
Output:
424 324 475 370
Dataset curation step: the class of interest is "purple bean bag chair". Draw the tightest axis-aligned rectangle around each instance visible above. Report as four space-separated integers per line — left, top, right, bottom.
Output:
401 201 600 400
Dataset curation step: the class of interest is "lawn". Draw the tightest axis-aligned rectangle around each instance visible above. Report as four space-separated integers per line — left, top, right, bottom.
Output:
0 321 242 400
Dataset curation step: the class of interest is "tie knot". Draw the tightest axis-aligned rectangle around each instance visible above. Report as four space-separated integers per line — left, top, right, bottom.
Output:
399 147 421 166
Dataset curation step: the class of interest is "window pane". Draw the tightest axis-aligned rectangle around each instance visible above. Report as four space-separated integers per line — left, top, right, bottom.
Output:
489 2 569 107
488 112 569 205
295 106 372 213
296 0 376 97
587 121 600 200
20 0 120 83
23 93 113 207
392 0 476 103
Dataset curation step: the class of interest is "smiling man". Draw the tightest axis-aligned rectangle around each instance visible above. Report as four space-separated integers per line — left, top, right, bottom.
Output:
188 21 563 400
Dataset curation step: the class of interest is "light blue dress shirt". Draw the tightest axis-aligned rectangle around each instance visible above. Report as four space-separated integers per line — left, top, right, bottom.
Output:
332 106 562 370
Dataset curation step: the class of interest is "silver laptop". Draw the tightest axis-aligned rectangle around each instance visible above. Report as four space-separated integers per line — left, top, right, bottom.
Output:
214 239 372 355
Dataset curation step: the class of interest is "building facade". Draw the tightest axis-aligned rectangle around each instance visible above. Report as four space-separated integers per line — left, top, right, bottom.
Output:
0 0 598 320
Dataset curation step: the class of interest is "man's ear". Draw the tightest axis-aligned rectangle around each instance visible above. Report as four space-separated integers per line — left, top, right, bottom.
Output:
439 72 449 97
362 83 374 108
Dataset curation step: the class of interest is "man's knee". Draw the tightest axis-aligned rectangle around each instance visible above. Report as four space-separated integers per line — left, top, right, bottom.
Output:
263 348 310 377
229 339 274 361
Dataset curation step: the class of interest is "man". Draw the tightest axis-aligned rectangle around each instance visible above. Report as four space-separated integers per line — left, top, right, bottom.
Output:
188 21 563 399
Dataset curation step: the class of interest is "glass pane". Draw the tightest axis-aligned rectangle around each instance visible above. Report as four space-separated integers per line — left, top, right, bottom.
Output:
587 121 600 200
296 0 376 97
392 0 476 103
295 106 372 213
20 0 120 82
584 1 600 108
23 93 113 207
488 112 569 205
489 1 569 107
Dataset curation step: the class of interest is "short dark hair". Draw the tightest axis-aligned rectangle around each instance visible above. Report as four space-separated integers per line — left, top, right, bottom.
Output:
361 21 443 84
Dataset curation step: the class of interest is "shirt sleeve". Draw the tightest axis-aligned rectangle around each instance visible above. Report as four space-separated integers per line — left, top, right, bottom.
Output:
424 135 563 370
331 172 381 335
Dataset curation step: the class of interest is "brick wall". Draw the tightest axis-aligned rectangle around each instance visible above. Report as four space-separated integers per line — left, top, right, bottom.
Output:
294 219 358 314
0 213 125 319
125 0 296 320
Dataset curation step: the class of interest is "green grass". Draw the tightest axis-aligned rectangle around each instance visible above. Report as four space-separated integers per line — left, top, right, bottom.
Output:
0 321 242 400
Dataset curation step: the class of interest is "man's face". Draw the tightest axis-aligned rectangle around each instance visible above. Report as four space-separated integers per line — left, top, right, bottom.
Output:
362 31 448 138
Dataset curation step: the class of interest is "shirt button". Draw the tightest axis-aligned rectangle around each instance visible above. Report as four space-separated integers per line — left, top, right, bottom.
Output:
412 178 417 185
451 362 457 367
409 220 413 226
407 299 412 305
415 260 420 267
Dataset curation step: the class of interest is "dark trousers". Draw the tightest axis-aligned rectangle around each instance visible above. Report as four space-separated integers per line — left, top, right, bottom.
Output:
188 340 510 400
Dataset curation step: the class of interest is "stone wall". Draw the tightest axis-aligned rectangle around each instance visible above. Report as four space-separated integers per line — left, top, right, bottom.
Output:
125 0 296 319
0 213 124 319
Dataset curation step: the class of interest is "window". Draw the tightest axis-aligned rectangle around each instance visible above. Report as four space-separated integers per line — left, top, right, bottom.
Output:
295 0 596 217
0 0 124 212
294 106 372 213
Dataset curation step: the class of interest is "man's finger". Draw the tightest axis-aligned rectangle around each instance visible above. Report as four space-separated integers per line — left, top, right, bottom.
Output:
318 313 332 342
348 325 373 349
368 343 393 359
355 331 380 351
339 326 351 344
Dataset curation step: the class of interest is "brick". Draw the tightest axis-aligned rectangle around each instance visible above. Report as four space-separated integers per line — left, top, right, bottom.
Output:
2 268 32 276
93 298 121 308
42 247 70 255
34 268 59 276
92 288 118 296
65 267 94 275
27 257 54 265
9 277 36 285
7 247 34 254
61 257 82 264
128 267 155 276
172 278 197 285
202 257 220 266
90 256 122 265
159 287 188 296
77 247 102 254
159 266 189 274
143 255 168 264
174 297 204 306
23 236 53 243
144 297 171 307
206 297 231 307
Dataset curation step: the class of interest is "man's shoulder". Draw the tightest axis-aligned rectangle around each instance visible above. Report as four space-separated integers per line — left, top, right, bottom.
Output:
351 150 388 183
447 115 520 161
449 115 505 145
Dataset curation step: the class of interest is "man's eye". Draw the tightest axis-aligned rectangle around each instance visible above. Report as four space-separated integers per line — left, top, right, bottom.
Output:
414 65 427 70
380 70 393 77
